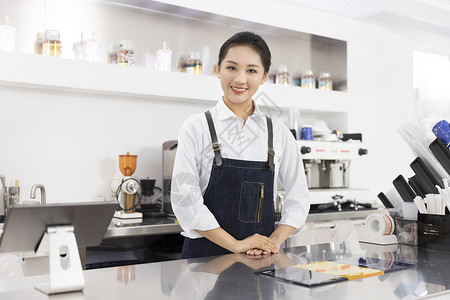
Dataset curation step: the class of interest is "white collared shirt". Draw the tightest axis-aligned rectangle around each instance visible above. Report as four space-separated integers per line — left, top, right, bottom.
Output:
171 99 310 239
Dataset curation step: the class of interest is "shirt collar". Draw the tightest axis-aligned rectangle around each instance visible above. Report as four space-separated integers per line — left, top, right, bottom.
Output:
215 98 266 121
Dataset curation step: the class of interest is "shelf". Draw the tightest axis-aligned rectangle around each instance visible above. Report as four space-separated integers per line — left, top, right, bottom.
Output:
0 51 348 112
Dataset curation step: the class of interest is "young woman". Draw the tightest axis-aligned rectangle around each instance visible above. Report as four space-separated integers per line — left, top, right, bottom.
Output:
171 31 310 258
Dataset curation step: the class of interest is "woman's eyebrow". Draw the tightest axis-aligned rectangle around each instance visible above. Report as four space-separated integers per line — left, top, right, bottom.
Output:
225 60 261 68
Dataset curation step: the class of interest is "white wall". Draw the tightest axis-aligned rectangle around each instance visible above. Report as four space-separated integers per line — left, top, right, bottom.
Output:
0 0 419 203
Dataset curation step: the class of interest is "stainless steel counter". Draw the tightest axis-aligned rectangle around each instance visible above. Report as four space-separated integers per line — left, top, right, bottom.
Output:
104 210 377 239
1 240 450 299
104 216 181 239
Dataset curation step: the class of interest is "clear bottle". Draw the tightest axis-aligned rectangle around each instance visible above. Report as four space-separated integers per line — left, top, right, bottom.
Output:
186 51 202 75
84 30 101 62
108 43 118 64
154 41 172 71
177 54 188 72
117 40 135 66
72 32 84 61
0 16 16 52
301 69 316 89
318 72 333 91
276 65 290 86
34 32 45 55
42 29 62 57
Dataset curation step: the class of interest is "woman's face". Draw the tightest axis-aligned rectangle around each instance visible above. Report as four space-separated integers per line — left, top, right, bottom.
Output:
217 45 268 106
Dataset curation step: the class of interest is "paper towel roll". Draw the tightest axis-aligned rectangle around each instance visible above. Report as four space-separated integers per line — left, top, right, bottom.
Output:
365 213 395 236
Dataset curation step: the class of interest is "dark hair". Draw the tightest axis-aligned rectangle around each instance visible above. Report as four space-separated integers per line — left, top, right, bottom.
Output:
218 31 271 74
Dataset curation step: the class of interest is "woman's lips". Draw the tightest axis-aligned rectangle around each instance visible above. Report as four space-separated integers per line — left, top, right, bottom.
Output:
231 86 247 94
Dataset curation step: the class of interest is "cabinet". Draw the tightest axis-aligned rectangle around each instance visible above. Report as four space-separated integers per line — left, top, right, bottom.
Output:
0 0 362 204
0 0 349 129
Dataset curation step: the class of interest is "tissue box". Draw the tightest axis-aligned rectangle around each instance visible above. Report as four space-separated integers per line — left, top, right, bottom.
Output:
417 213 450 251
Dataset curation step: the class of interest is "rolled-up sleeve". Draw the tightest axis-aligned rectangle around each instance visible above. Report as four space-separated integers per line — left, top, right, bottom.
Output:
170 116 220 239
277 125 310 232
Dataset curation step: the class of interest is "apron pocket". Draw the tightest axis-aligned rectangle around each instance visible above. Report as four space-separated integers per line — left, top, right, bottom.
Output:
238 181 264 223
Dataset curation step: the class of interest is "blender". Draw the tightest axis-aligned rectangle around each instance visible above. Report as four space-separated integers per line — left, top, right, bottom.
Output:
110 152 143 219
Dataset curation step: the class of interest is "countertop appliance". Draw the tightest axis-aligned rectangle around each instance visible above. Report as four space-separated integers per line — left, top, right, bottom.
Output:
110 152 143 219
298 140 368 189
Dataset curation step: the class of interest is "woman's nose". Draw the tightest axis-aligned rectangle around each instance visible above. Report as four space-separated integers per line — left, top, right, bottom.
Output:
234 70 246 84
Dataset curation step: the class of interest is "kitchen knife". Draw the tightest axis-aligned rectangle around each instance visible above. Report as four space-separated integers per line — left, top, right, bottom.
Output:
429 138 450 175
377 192 395 208
393 175 416 202
408 175 426 198
410 157 441 194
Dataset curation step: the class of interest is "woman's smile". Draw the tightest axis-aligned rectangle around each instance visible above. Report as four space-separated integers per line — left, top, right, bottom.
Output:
231 86 248 94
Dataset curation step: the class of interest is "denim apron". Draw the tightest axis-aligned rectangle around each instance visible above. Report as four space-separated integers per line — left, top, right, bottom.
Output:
181 110 275 259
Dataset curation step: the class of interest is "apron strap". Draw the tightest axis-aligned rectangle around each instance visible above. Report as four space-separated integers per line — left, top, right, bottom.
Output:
205 110 274 169
205 110 223 166
266 116 275 170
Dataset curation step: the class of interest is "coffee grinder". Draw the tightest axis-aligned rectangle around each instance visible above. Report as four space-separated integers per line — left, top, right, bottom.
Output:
110 152 143 219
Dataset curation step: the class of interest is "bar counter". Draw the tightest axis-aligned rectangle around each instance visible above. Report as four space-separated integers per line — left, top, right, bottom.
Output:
104 209 377 239
1 240 450 299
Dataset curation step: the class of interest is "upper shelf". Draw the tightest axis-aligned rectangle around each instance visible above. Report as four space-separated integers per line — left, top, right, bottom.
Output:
0 51 348 112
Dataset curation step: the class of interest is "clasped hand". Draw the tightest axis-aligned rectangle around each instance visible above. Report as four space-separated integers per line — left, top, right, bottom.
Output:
237 233 279 256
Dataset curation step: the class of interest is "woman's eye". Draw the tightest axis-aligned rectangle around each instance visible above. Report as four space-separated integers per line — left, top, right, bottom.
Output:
226 66 236 71
248 69 257 73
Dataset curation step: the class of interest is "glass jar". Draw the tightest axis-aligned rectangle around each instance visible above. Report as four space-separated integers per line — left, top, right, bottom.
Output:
72 32 84 61
34 32 45 55
154 41 172 71
186 51 202 75
0 16 16 52
42 29 62 57
117 40 135 66
276 65 290 86
301 69 316 89
84 31 101 62
177 54 188 72
108 43 118 64
318 72 333 91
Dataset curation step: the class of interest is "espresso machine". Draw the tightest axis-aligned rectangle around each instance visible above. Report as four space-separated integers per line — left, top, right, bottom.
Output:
110 152 143 219
298 140 368 189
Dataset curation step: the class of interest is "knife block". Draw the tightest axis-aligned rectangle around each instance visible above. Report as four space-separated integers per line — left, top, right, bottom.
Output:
417 213 450 251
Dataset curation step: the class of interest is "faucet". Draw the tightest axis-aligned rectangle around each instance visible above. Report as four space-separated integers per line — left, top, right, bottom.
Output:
30 184 46 204
1 174 6 214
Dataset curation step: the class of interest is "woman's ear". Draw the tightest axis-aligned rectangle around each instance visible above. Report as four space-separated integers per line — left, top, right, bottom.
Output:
260 72 268 85
216 65 221 78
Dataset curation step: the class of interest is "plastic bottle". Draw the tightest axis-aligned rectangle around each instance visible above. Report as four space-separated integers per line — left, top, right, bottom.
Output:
72 32 84 61
318 72 333 91
42 29 62 57
154 41 172 71
186 51 202 75
177 54 188 72
34 32 45 55
0 16 16 52
301 69 315 89
276 65 290 86
108 43 118 64
117 40 135 66
84 30 101 62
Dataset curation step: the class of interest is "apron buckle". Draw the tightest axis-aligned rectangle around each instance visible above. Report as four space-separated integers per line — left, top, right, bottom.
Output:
268 148 275 156
212 142 221 152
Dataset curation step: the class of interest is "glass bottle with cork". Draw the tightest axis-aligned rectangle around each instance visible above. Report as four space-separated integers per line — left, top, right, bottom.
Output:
276 65 290 86
42 29 62 57
177 54 188 72
117 40 135 66
186 51 202 75
318 72 333 91
301 69 316 89
34 32 45 55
